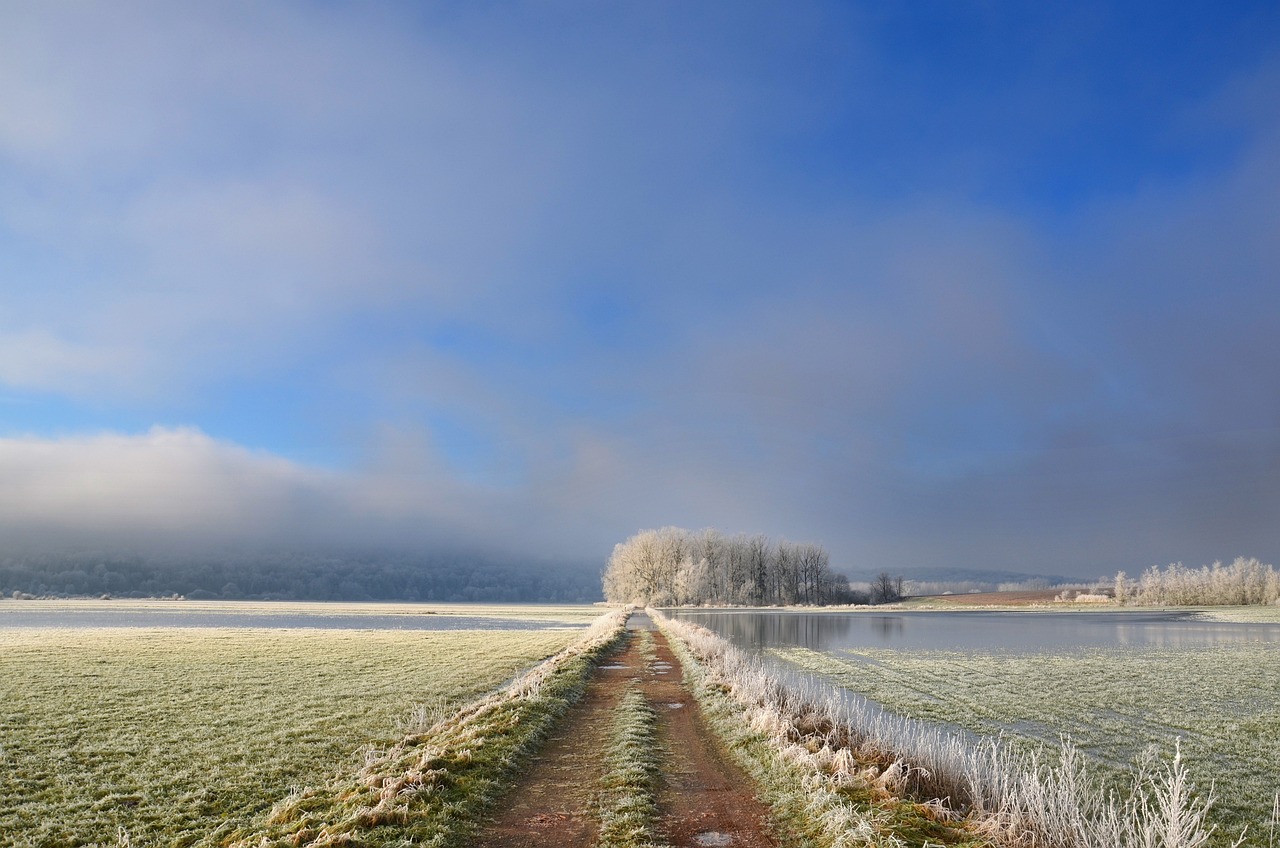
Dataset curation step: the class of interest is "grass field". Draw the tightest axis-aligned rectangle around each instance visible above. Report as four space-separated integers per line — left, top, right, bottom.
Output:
0 598 605 623
1191 605 1280 624
0 616 586 846
772 642 1280 844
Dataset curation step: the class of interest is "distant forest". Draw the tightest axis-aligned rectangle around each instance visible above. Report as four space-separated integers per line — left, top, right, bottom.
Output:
602 527 856 606
0 550 601 602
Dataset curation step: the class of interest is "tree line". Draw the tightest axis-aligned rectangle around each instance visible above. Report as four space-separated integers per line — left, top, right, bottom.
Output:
0 549 601 603
1114 557 1279 606
602 527 857 606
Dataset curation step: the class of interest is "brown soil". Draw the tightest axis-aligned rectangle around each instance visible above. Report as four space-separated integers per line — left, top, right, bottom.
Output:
909 589 1068 606
474 612 778 848
644 619 778 848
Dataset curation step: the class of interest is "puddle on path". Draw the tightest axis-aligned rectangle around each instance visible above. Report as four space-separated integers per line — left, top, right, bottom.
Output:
599 664 629 670
665 702 685 709
693 833 733 847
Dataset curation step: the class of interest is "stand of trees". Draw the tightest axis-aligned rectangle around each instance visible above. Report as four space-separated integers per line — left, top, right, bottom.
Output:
870 571 905 604
1114 557 1280 606
602 527 855 606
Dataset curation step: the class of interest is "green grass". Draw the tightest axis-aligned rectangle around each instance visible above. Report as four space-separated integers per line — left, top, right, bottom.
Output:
771 643 1280 844
0 624 584 847
596 632 666 848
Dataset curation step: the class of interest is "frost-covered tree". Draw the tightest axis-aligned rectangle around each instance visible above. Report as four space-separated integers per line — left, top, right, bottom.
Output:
602 527 848 606
1114 570 1131 605
1117 557 1279 606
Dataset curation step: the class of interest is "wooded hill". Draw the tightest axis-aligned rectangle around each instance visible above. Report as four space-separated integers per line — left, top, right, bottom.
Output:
0 549 601 602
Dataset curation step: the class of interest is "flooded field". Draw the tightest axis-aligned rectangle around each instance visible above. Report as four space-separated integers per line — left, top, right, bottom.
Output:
665 607 1280 652
668 607 1280 844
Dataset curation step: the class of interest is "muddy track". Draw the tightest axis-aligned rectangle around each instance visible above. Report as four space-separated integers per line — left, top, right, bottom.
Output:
474 612 778 848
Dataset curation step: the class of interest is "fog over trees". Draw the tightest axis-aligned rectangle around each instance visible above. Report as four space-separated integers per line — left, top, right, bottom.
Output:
602 527 855 606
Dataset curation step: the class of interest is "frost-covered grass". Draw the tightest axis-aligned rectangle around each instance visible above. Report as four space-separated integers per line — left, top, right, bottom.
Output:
1191 606 1280 624
772 643 1280 845
656 609 1241 848
652 609 989 848
596 634 666 848
220 607 629 847
0 622 589 846
0 597 604 624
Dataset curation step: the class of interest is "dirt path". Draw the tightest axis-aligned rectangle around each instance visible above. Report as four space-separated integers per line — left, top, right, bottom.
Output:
474 612 778 848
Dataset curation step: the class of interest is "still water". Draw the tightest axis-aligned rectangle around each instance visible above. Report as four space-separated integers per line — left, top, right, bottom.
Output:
665 609 1280 653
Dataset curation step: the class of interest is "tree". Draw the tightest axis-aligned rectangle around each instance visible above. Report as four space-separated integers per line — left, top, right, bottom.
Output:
871 571 903 604
600 527 840 607
747 534 769 605
1114 571 1130 605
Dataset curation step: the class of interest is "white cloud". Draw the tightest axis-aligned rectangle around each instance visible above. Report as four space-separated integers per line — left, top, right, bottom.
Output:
0 427 329 543
0 328 137 393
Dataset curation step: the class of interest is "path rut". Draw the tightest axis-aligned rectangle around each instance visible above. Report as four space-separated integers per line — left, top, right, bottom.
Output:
474 612 778 848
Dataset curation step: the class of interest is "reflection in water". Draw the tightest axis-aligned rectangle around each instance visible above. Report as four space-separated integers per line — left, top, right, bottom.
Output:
874 616 904 640
666 609 1280 654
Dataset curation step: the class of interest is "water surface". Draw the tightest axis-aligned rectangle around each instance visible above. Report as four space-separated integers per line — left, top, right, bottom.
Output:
666 608 1280 653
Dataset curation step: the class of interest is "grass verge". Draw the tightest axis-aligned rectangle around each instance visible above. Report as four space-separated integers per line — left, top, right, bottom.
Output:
217 607 629 848
596 640 666 848
770 643 1280 843
650 609 986 848
652 609 1233 848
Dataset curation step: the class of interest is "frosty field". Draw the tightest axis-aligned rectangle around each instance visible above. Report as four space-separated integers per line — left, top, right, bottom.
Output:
0 604 588 846
771 640 1280 844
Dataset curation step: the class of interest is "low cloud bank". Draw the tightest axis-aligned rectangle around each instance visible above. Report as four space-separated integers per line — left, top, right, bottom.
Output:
0 427 604 601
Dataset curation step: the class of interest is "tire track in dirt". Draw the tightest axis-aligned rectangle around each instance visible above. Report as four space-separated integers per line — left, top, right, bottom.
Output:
473 627 637 847
637 613 778 848
475 612 779 848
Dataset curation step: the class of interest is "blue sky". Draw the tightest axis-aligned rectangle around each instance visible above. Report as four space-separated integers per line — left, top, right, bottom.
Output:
2 1 1279 577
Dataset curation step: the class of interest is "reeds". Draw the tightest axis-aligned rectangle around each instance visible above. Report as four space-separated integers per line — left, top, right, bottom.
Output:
652 609 1234 848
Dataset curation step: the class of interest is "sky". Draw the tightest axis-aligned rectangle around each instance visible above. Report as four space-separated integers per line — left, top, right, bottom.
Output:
2 1 1279 579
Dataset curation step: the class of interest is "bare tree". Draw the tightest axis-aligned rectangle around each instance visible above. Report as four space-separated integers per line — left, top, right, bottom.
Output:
871 571 903 605
747 534 769 605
